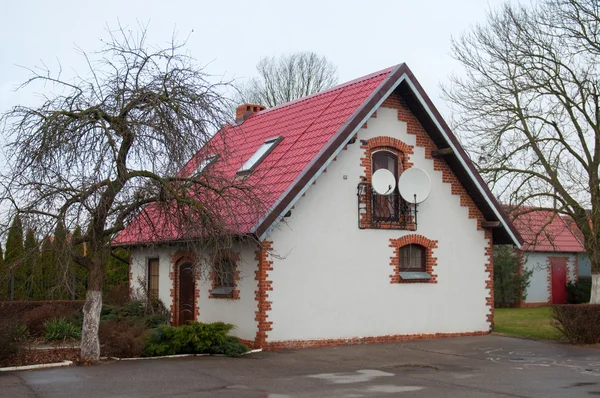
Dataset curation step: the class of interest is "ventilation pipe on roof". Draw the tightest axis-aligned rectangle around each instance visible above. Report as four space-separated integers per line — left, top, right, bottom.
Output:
235 103 266 124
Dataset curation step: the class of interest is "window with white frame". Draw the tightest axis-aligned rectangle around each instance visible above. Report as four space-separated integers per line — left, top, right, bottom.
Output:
237 137 283 175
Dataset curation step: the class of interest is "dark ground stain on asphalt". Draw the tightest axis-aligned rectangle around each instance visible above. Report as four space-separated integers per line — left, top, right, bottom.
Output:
568 382 598 388
391 364 439 371
587 392 600 395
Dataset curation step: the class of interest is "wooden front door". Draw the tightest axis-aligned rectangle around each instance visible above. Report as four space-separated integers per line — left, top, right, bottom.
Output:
178 262 195 325
550 257 568 304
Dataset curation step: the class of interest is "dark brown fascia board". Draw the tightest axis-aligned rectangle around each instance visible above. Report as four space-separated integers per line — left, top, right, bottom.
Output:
252 63 522 247
400 67 522 246
431 148 454 157
252 63 409 238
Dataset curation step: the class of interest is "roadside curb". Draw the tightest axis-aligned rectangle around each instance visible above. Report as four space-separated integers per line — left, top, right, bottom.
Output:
0 360 73 372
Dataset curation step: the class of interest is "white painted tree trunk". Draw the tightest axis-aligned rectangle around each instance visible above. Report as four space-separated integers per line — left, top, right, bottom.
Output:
80 290 102 361
590 274 600 304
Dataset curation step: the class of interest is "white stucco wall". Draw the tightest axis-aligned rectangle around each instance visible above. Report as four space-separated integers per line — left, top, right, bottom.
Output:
578 253 592 277
264 107 491 342
522 251 577 304
129 243 258 340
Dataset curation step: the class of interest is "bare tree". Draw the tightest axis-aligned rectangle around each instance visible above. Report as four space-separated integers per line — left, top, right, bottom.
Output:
443 0 600 302
0 26 265 360
236 52 338 108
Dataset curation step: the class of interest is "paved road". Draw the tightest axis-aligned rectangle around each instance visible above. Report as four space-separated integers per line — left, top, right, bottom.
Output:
2 335 600 397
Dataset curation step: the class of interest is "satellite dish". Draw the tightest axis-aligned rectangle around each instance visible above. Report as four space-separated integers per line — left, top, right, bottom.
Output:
398 168 432 203
371 169 396 195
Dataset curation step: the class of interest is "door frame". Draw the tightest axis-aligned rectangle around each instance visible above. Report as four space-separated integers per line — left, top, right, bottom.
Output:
172 256 198 326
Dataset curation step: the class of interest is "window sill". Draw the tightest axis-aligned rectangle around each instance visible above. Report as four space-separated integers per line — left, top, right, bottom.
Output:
396 272 436 284
209 287 239 299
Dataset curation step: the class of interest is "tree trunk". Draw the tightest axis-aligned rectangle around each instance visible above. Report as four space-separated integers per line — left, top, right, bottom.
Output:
80 254 103 361
590 274 600 304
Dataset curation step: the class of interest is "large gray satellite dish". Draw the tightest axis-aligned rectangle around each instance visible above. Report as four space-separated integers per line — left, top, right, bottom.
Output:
398 168 431 203
371 169 396 195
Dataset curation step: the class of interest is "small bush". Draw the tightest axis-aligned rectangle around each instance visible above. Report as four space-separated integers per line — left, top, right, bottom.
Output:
551 304 600 344
566 277 592 304
0 319 24 360
22 303 81 337
44 318 81 342
210 336 249 357
494 245 533 307
143 322 244 357
99 320 146 358
144 314 169 329
103 284 130 306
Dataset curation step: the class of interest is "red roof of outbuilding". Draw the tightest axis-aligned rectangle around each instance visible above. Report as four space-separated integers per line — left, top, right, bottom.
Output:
511 209 585 253
114 64 522 247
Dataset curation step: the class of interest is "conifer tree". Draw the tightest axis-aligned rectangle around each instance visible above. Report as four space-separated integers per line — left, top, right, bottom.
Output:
5 215 24 300
39 237 55 299
53 222 69 300
71 226 87 299
24 228 40 300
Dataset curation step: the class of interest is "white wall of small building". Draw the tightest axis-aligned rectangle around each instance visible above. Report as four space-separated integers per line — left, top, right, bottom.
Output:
578 253 592 277
522 251 577 304
129 243 258 341
264 107 491 342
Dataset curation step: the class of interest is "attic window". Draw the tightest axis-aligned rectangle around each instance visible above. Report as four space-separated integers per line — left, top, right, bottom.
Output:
195 154 219 175
237 136 283 175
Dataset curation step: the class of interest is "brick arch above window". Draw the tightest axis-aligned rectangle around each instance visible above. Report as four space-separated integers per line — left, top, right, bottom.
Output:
389 234 438 284
360 136 414 182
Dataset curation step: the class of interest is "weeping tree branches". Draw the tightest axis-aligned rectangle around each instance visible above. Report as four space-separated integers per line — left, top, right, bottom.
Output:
0 26 266 360
443 0 600 301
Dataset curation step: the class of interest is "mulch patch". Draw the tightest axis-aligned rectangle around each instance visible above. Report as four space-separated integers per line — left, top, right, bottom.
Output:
0 348 80 368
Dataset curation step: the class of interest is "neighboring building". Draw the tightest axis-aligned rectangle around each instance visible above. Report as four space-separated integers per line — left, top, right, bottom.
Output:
511 209 586 306
114 64 521 349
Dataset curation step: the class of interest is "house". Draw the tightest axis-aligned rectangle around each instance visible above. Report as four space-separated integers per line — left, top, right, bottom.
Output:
114 64 521 350
511 209 587 306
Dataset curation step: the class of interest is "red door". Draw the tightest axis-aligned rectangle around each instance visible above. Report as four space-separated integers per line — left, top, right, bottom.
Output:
550 257 568 304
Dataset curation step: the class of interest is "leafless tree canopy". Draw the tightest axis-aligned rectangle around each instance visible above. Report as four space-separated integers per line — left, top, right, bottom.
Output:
236 52 338 108
443 0 600 285
0 26 265 360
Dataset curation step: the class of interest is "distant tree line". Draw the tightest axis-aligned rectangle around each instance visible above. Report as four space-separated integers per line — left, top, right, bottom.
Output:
0 214 128 301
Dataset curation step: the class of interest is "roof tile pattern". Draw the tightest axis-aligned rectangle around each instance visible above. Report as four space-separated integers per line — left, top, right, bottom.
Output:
512 209 585 253
114 68 392 245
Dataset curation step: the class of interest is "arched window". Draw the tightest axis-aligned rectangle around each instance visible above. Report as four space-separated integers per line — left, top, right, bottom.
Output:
372 150 402 221
399 244 426 272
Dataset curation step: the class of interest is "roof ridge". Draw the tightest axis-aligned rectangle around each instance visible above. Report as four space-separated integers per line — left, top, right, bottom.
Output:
249 65 396 118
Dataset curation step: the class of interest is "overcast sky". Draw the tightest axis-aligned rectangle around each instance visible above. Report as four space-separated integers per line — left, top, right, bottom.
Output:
0 0 524 120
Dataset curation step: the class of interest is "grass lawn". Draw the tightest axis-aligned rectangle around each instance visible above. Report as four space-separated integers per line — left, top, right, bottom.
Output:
494 307 562 340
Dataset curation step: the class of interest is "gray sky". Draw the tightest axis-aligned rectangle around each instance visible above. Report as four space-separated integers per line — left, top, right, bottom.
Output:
0 0 518 119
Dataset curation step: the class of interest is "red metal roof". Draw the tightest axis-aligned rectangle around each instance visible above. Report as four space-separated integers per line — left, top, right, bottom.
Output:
511 209 585 253
113 67 393 245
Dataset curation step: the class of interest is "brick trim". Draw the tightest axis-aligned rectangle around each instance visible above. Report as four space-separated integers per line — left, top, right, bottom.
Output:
170 250 198 326
484 230 494 328
262 331 489 351
209 251 240 300
128 255 133 299
379 93 495 329
389 234 438 284
254 240 273 347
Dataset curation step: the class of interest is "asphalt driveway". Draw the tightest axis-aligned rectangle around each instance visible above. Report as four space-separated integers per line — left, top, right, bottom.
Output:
3 335 600 397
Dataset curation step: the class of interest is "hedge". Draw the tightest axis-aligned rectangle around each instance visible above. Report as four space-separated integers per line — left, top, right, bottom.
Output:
0 301 84 321
551 304 600 344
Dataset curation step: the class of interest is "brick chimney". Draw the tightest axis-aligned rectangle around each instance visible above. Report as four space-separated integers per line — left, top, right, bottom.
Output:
235 103 266 123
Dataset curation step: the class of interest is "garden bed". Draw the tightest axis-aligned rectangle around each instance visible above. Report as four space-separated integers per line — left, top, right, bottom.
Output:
0 347 80 368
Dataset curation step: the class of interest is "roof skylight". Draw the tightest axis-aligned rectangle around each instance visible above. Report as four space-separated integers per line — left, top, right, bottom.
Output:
237 137 283 175
195 154 219 175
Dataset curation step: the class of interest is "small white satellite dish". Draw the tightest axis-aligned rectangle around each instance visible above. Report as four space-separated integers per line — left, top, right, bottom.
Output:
371 169 396 195
398 168 432 203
